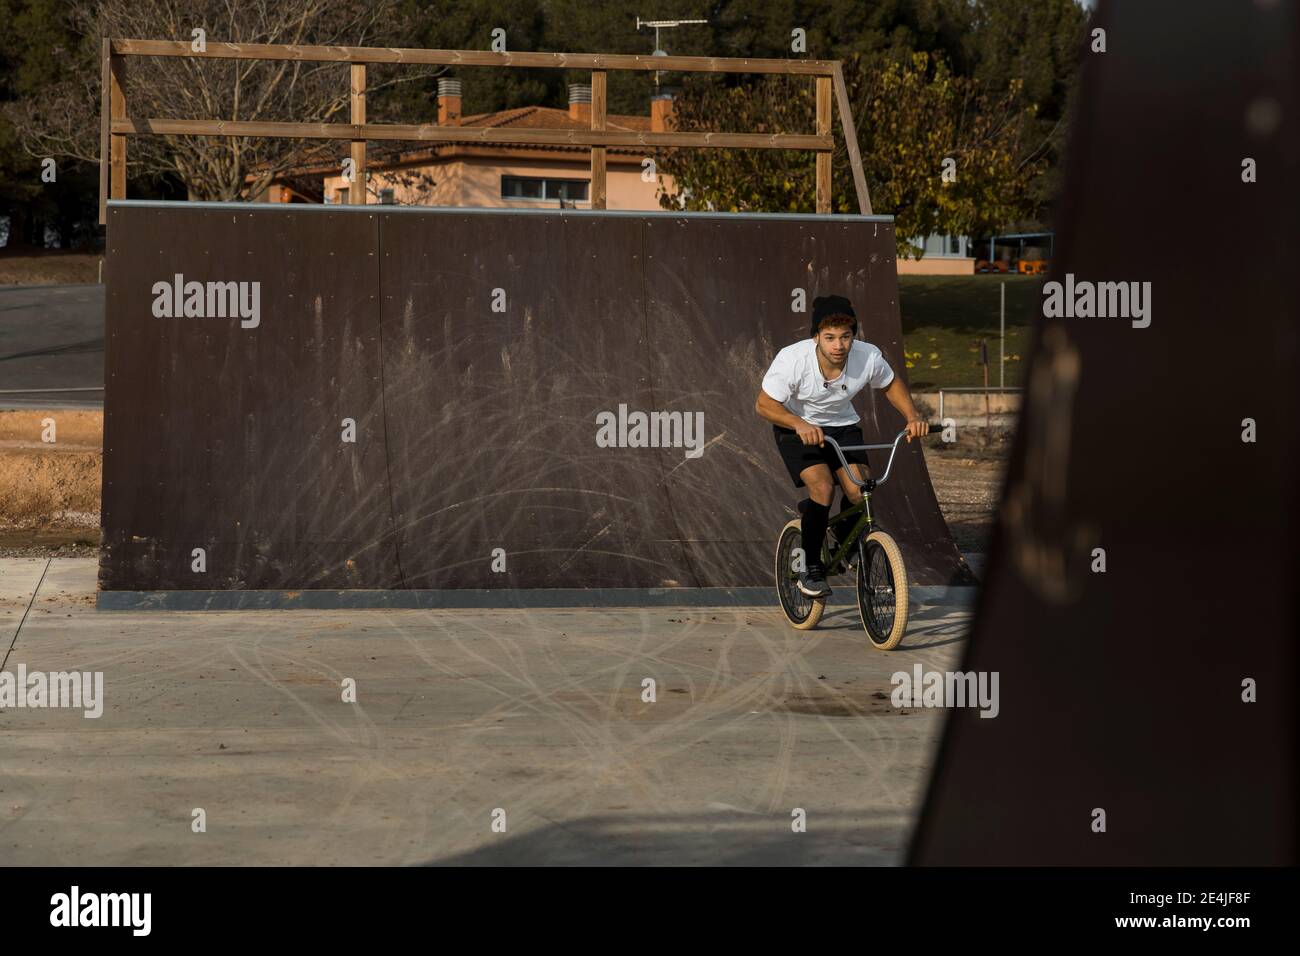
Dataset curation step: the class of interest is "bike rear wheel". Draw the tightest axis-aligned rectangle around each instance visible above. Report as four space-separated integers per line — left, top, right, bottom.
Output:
856 531 909 650
775 519 826 630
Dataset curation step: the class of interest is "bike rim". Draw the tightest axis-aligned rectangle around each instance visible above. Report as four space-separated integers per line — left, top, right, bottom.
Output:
778 527 815 622
861 540 897 643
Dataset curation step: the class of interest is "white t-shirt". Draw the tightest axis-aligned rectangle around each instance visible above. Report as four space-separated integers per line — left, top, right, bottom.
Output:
761 338 895 427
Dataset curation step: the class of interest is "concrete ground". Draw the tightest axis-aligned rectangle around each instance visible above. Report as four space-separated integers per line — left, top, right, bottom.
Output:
1 558 972 866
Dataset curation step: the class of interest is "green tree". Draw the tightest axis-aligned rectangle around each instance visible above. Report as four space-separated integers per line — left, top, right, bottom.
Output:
539 0 711 117
960 0 1091 220
658 51 1045 256
706 0 975 67
0 0 91 247
389 0 550 121
0 0 1087 240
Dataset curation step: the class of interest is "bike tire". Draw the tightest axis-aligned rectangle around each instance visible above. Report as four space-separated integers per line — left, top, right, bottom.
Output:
856 531 909 650
775 519 826 631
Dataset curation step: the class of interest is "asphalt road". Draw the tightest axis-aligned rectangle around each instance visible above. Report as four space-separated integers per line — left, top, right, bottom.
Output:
0 284 104 409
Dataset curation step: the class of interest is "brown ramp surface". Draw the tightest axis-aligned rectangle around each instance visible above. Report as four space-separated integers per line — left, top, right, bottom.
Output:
100 204 397 591
639 215 965 587
910 0 1297 865
100 203 971 593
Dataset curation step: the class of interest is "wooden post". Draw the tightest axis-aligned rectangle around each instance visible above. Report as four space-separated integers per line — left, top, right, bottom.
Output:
981 338 991 440
1000 281 1006 389
590 70 607 210
91 43 856 217
350 63 366 203
815 75 832 213
99 40 111 225
831 63 872 215
109 51 128 207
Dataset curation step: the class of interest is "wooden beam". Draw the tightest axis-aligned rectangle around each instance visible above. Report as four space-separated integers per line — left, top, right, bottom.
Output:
590 70 606 210
350 63 366 204
109 54 128 205
112 118 833 151
108 39 838 76
350 142 674 169
99 39 110 225
832 62 871 215
815 75 832 213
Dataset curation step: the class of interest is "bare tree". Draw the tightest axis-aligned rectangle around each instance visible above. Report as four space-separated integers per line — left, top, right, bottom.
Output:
3 0 442 200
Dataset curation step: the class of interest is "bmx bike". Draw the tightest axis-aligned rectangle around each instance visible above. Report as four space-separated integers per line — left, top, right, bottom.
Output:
773 424 943 650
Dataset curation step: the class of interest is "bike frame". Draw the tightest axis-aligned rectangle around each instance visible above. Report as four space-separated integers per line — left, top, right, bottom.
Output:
818 430 913 575
823 497 873 574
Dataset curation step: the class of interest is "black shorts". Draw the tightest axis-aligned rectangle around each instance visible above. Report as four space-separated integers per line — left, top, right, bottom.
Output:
772 423 870 487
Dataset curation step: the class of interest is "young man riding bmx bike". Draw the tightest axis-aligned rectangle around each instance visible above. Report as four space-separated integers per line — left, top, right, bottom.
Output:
755 294 930 599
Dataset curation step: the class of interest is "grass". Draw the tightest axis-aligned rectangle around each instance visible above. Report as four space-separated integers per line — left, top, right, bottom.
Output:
898 275 1041 390
0 248 101 285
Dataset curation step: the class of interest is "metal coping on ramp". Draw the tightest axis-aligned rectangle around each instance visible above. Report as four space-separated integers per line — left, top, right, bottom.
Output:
106 199 896 224
94 586 978 611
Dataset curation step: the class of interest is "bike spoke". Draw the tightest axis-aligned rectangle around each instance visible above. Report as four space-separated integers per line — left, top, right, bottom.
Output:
860 542 896 641
778 528 814 622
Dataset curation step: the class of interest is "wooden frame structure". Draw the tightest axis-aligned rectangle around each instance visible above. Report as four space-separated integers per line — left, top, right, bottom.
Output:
98 40 873 224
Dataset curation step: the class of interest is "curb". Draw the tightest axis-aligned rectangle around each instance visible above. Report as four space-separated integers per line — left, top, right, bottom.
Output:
95 585 980 611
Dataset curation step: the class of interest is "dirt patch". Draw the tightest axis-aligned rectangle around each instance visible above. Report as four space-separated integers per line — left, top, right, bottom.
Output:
0 526 99 558
923 446 1009 554
0 251 101 286
0 410 103 554
778 691 904 718
552 686 696 721
0 450 101 522
0 410 102 445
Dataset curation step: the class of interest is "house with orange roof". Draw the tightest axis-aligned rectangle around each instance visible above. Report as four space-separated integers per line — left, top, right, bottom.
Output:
254 79 676 211
250 79 978 276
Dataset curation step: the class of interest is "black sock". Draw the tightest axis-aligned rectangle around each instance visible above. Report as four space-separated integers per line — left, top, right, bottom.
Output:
828 493 852 533
801 501 831 571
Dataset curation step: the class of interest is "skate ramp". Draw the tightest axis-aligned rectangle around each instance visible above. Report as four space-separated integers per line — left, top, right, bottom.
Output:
909 0 1297 865
99 202 975 596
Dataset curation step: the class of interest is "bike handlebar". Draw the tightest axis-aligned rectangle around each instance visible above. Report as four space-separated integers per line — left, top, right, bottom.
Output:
820 423 944 491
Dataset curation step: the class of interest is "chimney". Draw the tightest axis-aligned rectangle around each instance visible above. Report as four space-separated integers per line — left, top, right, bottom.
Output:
438 77 462 126
568 83 592 123
651 90 675 133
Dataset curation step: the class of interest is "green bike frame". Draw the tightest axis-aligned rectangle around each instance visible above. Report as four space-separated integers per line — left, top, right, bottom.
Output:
815 427 934 574
822 495 875 575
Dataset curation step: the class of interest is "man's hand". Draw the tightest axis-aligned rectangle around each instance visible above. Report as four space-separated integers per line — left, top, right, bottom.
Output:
796 421 825 446
881 378 929 442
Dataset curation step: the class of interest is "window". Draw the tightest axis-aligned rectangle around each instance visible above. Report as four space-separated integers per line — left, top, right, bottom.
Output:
501 176 589 202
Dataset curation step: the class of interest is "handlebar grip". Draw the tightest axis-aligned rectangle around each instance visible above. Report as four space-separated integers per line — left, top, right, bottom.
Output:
928 422 945 432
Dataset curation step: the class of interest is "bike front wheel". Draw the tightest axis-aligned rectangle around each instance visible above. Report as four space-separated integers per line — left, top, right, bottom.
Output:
856 531 909 650
775 519 826 630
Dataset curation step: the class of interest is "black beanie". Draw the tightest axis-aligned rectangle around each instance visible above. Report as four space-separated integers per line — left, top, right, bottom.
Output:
810 294 857 337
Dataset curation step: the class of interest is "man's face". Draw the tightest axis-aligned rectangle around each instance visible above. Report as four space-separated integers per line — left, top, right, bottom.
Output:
815 324 854 365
